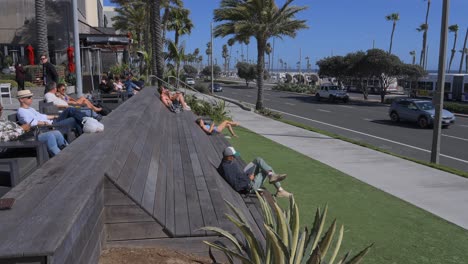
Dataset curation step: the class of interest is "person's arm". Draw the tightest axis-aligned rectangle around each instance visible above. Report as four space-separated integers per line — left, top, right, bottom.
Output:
208 123 216 133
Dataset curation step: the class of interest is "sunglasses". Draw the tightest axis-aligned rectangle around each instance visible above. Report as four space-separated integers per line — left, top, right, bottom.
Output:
25 96 32 99
40 57 46 60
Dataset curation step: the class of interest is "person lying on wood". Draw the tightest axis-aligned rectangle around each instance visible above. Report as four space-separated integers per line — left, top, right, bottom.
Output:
196 118 239 138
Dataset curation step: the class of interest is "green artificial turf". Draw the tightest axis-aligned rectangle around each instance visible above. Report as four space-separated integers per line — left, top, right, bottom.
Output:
225 127 468 264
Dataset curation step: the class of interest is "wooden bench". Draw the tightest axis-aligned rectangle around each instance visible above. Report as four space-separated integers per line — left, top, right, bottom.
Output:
0 88 264 263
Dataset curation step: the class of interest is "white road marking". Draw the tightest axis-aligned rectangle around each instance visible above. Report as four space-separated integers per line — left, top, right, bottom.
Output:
459 125 468 128
246 95 252 97
364 118 374 122
339 105 355 109
260 106 468 165
442 134 468 142
285 102 296 106
317 109 331 113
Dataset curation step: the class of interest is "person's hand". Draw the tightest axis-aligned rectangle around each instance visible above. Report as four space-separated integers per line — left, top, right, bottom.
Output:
20 124 31 132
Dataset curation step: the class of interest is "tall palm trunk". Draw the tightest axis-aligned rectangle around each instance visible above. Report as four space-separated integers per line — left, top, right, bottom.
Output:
459 28 468 73
448 31 458 72
151 0 163 86
256 38 266 110
389 22 396 54
35 0 49 57
420 1 431 68
228 46 232 72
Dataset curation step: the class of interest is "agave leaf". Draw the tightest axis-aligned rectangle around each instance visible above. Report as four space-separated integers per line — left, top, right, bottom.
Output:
293 229 307 264
225 214 265 263
256 192 275 228
204 241 254 264
317 219 337 258
302 206 327 264
200 226 243 253
307 246 322 264
209 241 234 264
345 243 373 264
311 205 328 251
264 224 290 263
273 202 289 247
225 199 251 228
329 225 344 264
336 251 351 264
289 195 300 262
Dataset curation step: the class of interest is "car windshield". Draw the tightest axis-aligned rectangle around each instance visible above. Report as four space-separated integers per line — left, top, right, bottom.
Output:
415 101 434 111
328 86 339 90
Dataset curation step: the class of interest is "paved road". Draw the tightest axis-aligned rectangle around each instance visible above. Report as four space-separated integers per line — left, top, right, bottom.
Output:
216 83 468 172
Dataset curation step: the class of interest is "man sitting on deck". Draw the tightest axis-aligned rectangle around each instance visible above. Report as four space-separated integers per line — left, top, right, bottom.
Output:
158 86 191 112
217 146 292 198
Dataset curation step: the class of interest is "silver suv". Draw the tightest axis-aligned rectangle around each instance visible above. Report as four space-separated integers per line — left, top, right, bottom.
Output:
315 84 349 103
389 98 455 128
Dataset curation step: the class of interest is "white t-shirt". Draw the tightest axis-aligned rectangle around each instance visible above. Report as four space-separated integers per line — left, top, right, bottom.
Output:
45 92 69 107
17 107 52 126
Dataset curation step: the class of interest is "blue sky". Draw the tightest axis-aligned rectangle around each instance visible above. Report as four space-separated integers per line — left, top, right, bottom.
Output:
104 0 468 71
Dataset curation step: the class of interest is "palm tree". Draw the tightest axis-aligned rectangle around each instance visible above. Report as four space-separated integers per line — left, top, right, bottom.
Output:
459 28 468 73
214 0 308 110
222 44 229 73
166 7 193 48
447 24 459 72
385 13 400 54
227 38 235 72
265 42 272 72
35 0 49 57
151 0 163 86
166 40 185 87
205 42 212 65
409 50 416 65
113 1 147 50
419 0 431 68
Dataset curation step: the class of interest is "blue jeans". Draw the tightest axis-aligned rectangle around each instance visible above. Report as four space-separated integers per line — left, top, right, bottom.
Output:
54 108 84 135
37 130 67 156
250 157 281 191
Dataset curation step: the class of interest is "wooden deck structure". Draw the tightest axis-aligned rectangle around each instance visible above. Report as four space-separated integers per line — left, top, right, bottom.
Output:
0 88 264 263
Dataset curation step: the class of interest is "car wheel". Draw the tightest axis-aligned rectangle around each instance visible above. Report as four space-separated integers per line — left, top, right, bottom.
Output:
418 116 429 128
315 93 321 101
329 95 335 102
390 111 400 122
442 125 449 129
343 97 349 103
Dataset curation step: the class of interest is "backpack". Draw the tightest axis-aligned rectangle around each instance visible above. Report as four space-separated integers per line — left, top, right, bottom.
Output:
169 101 183 113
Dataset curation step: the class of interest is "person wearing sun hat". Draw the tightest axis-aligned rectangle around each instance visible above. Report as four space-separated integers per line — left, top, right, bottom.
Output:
217 146 292 198
16 89 84 136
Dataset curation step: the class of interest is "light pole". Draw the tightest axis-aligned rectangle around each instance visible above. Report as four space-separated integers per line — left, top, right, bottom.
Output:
431 0 450 164
210 22 214 93
72 0 83 97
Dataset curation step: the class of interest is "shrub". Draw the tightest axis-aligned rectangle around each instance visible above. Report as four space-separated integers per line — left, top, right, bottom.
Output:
273 83 316 94
194 83 210 94
0 74 15 81
202 194 372 264
444 102 468 115
25 81 35 88
185 95 231 123
256 108 282 119
109 63 129 77
0 80 18 88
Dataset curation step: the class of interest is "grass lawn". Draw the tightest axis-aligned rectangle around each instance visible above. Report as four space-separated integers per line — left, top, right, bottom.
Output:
225 127 468 264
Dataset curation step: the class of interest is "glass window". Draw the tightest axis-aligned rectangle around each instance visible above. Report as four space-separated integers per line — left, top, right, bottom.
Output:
464 83 468 93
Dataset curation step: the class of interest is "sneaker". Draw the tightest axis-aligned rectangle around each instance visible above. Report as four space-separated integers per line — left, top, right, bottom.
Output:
184 105 191 111
275 189 292 198
269 173 287 183
95 114 103 121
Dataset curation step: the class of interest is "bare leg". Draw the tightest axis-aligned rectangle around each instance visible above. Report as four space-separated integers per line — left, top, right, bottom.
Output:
217 121 238 137
176 94 188 107
76 97 102 112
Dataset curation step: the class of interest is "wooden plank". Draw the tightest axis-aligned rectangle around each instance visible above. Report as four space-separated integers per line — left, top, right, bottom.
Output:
104 188 136 206
178 117 205 236
105 205 154 223
128 101 161 203
164 116 175 235
153 111 169 229
172 115 190 236
106 222 168 241
141 102 164 214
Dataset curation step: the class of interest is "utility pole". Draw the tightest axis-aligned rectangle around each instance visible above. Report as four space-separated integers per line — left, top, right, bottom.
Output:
299 48 302 75
72 0 83 97
210 22 214 94
431 0 450 164
459 27 468 73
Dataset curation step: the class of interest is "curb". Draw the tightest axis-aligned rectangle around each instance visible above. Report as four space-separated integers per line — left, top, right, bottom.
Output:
212 94 252 111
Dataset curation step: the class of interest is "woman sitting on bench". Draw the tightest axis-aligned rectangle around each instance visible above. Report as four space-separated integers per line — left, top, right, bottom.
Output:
55 83 102 113
196 118 239 138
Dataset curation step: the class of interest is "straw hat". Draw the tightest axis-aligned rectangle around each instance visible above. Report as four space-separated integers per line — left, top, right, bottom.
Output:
17 90 34 98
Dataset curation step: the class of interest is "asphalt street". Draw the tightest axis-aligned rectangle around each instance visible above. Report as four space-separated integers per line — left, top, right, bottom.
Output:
215 83 468 172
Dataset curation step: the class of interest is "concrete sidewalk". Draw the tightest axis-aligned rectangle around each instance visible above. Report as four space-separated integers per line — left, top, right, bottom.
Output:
223 101 468 230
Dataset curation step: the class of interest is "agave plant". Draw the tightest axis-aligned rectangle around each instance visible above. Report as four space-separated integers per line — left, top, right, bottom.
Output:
202 193 372 264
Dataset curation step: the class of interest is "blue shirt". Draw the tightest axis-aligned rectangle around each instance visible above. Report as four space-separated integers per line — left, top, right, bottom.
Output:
124 80 138 95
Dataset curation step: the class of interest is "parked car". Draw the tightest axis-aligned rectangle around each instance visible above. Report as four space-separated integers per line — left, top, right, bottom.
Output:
212 83 223 92
389 98 456 128
315 84 349 103
185 78 195 85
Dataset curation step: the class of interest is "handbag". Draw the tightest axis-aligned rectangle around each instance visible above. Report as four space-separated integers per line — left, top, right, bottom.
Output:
82 117 104 133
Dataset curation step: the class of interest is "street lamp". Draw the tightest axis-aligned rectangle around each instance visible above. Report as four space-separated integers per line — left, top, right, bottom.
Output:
431 0 450 164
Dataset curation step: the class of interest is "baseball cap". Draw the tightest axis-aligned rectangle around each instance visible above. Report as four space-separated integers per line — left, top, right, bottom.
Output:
223 146 240 157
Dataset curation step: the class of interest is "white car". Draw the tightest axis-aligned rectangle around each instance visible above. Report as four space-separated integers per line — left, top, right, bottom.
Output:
315 84 349 103
186 78 195 85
